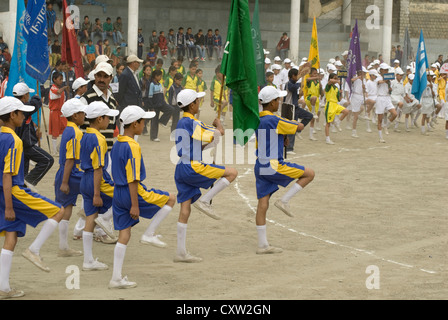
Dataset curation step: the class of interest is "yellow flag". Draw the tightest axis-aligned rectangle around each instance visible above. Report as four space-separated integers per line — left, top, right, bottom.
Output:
308 17 320 69
303 17 320 97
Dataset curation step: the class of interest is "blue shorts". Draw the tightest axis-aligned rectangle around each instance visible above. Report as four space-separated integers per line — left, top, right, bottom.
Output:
174 160 226 204
54 167 83 208
0 186 61 237
254 159 305 199
80 170 114 216
113 184 170 230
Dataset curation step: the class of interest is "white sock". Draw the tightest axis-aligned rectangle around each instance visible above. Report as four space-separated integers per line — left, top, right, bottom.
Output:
200 177 230 204
421 126 425 133
112 242 127 281
144 205 172 237
405 118 409 129
101 207 113 221
82 231 94 264
326 136 331 142
58 219 70 250
176 222 188 256
352 129 357 135
28 219 58 256
52 138 58 154
0 249 13 292
378 130 383 139
256 225 269 248
281 183 303 204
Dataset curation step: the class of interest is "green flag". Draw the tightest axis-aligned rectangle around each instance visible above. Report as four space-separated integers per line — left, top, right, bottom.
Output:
251 0 266 87
221 0 260 146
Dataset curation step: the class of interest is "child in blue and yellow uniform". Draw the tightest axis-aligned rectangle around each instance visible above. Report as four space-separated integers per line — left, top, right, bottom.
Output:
174 89 237 263
324 73 349 145
0 97 64 299
109 105 176 289
55 98 86 258
80 101 119 271
304 68 322 141
254 86 315 254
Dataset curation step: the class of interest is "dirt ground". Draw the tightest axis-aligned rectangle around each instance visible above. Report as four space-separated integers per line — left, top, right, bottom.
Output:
5 96 448 301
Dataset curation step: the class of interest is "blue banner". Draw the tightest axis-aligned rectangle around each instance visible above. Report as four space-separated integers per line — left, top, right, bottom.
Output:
411 30 428 101
23 0 51 84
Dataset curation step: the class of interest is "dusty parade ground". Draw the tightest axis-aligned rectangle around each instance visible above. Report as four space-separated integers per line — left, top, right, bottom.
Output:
7 97 448 301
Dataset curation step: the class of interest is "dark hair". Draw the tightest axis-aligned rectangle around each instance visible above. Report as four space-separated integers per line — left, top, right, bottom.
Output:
328 73 338 81
84 15 89 19
123 118 143 129
215 64 221 75
52 71 62 81
266 71 274 78
0 110 19 123
156 58 163 65
288 68 298 79
174 73 184 81
151 69 163 80
168 65 177 73
189 62 197 69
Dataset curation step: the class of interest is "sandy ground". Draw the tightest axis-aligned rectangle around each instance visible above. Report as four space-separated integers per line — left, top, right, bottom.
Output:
4 96 448 301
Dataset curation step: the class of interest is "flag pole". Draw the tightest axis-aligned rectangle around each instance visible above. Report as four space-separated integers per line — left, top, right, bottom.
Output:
36 80 41 148
38 79 51 153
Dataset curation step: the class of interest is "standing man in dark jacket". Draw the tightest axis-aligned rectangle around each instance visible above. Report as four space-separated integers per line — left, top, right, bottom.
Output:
116 54 143 112
13 83 54 192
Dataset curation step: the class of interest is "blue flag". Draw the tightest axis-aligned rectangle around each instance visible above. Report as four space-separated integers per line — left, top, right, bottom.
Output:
346 19 362 95
411 30 428 101
5 0 37 97
23 0 51 84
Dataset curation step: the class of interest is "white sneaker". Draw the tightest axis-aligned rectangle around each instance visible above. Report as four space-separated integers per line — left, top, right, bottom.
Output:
256 246 283 254
309 135 317 141
108 276 137 289
351 133 359 138
94 216 116 239
140 234 167 248
82 258 109 271
193 200 220 220
326 139 335 145
22 248 50 272
379 139 386 143
0 288 25 300
366 128 372 133
151 138 161 142
174 252 203 263
286 151 296 155
384 128 389 135
274 200 293 217
393 128 401 133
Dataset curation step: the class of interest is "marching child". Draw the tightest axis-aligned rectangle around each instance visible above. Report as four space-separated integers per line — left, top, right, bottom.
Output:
348 69 367 138
196 68 207 119
72 77 89 99
420 72 438 136
376 64 398 143
254 86 314 254
403 74 421 132
0 97 64 299
210 65 229 122
390 68 405 132
55 99 86 257
324 73 349 145
304 68 322 141
109 105 175 289
80 101 119 271
174 89 238 262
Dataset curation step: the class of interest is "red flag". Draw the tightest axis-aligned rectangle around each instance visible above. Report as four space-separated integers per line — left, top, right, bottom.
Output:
61 0 84 78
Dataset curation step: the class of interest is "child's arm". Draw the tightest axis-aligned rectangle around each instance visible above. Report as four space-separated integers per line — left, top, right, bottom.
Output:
128 180 140 220
93 167 103 207
2 173 15 221
60 159 74 194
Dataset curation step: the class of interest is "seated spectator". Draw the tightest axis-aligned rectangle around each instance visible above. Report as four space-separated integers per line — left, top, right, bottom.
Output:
103 17 114 41
91 18 106 42
113 17 125 45
50 39 62 67
80 15 92 42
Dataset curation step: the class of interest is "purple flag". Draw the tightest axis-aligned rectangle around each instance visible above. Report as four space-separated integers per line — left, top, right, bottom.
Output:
346 20 362 95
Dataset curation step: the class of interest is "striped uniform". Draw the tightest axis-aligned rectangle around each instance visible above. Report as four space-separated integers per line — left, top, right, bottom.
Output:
111 135 169 230
254 111 305 199
174 112 225 204
80 127 114 216
0 127 61 237
54 121 83 208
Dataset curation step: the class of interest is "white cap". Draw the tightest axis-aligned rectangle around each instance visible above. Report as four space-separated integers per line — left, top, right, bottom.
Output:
258 86 287 104
120 105 156 125
341 50 349 56
263 49 270 55
264 58 271 64
319 68 325 74
0 96 34 116
394 67 404 75
88 70 95 81
428 70 435 76
369 69 379 77
394 59 400 64
379 63 390 70
435 62 441 68
327 64 337 71
95 54 112 65
408 74 415 81
72 77 89 91
271 64 282 70
12 83 35 97
126 54 144 64
373 60 380 65
94 62 113 76
177 89 206 108
302 57 308 61
85 101 119 119
362 66 368 73
329 58 336 64
61 98 87 118
284 58 292 64
274 56 282 62
334 60 343 67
